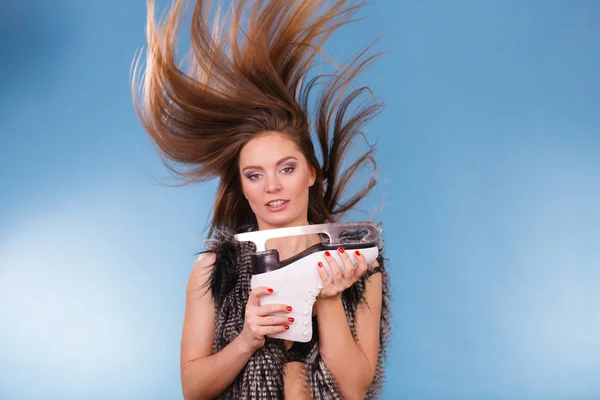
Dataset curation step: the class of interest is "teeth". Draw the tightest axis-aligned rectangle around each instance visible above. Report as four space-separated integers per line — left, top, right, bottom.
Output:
268 200 286 207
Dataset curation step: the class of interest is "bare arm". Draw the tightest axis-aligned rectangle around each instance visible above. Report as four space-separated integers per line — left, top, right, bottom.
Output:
315 258 383 400
180 252 251 399
180 252 293 400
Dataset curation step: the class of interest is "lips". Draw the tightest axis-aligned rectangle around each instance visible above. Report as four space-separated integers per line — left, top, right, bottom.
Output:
265 199 290 212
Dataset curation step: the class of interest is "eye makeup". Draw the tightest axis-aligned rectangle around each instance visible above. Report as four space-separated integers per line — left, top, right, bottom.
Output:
280 162 297 174
244 171 261 180
243 161 297 180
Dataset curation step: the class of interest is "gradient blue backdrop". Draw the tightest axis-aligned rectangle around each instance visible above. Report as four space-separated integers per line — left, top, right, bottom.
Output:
1 1 599 399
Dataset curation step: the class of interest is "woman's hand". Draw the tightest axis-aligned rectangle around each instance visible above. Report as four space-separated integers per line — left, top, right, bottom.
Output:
316 247 369 300
239 286 294 353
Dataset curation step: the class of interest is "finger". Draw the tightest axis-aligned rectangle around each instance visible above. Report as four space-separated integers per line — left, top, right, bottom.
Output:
324 250 343 282
256 315 295 326
336 247 355 279
248 286 274 307
353 250 369 279
256 303 293 317
316 261 331 285
256 325 290 336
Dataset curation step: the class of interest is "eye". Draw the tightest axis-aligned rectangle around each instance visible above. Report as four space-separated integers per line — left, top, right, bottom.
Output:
281 166 295 174
246 173 261 181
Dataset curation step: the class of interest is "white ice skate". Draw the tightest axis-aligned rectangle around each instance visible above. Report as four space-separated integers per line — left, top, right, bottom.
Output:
235 222 381 342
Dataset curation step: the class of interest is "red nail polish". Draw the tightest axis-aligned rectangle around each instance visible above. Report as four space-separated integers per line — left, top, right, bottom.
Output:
318 261 323 267
338 247 344 253
324 251 331 257
287 306 292 311
268 288 273 293
288 317 294 322
285 325 290 330
355 250 360 256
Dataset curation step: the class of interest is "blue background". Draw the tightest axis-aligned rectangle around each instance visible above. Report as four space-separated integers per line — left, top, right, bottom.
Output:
1 1 599 399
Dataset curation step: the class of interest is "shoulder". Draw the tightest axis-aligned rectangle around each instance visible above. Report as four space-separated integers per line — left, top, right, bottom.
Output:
187 251 217 293
193 251 217 272
366 258 383 278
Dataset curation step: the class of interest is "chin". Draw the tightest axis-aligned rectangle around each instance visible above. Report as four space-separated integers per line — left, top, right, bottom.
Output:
260 212 303 229
263 216 292 228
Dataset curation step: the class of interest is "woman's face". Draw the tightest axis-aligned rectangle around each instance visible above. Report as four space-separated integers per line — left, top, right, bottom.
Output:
239 132 316 230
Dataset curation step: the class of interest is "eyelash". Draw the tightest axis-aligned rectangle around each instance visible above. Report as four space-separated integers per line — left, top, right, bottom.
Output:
246 166 295 181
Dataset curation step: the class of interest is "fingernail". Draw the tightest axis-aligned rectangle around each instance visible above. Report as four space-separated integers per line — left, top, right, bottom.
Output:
355 250 360 256
288 317 294 322
268 288 273 293
338 247 344 253
287 306 292 311
318 261 323 267
324 251 331 257
285 325 290 330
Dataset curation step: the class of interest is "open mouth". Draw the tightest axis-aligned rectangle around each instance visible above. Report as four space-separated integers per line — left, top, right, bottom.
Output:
266 199 290 211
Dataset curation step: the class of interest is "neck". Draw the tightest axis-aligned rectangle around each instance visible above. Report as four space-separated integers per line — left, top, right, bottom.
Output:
259 218 322 260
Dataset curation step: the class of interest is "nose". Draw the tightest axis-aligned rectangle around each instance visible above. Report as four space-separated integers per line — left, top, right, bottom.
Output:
265 173 282 193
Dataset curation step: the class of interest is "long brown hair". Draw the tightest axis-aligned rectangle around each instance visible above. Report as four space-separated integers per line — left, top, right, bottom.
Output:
131 0 383 235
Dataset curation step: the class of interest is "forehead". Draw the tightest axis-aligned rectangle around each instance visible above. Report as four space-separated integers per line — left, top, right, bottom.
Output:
239 133 301 165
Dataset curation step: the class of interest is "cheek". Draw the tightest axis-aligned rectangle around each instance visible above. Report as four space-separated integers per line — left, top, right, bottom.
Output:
241 179 260 203
240 178 250 199
291 172 312 196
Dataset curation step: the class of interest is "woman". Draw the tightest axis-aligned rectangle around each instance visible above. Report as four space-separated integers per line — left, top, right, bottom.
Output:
132 0 391 398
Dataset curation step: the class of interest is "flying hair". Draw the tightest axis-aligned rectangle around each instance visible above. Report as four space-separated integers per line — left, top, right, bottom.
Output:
131 0 384 234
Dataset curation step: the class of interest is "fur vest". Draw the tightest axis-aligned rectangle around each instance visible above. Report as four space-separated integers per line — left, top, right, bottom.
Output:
202 226 391 399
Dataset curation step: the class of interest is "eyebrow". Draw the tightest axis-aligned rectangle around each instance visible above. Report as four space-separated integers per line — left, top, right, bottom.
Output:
241 156 298 172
